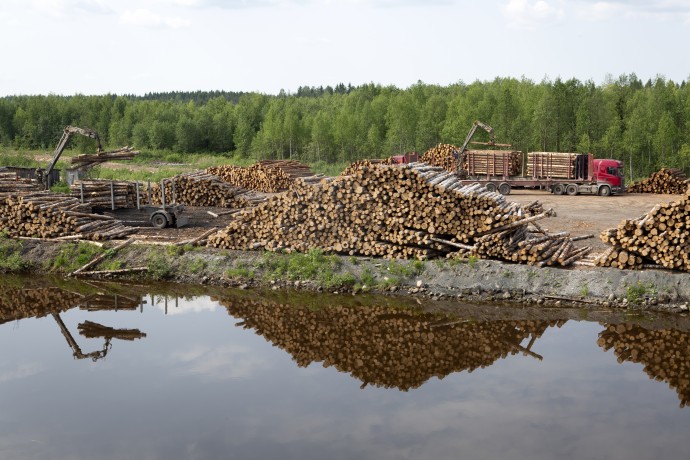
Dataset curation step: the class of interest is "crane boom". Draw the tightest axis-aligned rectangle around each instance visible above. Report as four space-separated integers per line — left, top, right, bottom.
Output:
41 126 102 189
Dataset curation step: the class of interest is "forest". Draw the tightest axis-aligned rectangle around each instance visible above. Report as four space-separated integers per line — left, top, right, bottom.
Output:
1 73 689 180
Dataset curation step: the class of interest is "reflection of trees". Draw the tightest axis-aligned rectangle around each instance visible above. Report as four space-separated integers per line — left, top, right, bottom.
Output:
220 297 564 391
598 324 690 408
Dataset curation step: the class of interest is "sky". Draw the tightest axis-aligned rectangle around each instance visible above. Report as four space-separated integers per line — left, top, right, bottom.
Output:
0 0 688 96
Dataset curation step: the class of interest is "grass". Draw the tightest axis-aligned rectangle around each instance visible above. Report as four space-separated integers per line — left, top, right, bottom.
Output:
626 281 657 304
260 249 354 289
147 250 172 280
49 242 103 273
0 233 28 273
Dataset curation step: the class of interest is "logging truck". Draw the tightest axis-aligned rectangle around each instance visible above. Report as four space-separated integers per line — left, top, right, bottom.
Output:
456 151 625 196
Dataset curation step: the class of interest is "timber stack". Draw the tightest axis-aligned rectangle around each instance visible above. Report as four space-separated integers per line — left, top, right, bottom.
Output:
341 158 393 176
0 287 83 325
596 190 690 271
0 192 136 240
463 150 522 177
598 323 690 408
257 160 314 178
147 172 259 208
207 163 295 193
420 143 459 172
219 295 562 391
527 152 579 178
70 147 139 169
70 180 139 209
0 170 42 193
627 168 689 194
209 162 588 265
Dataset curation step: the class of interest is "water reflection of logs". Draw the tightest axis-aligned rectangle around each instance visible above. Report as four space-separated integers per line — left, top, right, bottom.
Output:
219 297 563 391
78 320 146 340
598 324 690 407
0 287 83 324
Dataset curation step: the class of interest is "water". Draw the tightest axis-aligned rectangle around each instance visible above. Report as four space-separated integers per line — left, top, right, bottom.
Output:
1 277 689 460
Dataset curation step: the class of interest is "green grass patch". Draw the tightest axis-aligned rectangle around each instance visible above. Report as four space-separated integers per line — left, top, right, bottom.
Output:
49 242 103 273
147 250 172 280
0 234 28 273
260 249 355 289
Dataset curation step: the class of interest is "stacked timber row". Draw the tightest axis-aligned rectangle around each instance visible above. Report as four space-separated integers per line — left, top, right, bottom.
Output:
463 150 522 177
0 170 42 193
219 296 562 391
341 158 393 176
627 168 689 194
70 180 139 209
209 163 588 265
147 172 258 208
256 160 314 178
420 143 459 172
0 193 136 240
207 163 296 193
598 323 690 408
596 190 690 270
0 287 84 325
527 152 579 178
70 147 139 169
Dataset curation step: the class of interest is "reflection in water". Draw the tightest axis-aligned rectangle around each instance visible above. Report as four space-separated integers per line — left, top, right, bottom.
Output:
598 323 690 408
217 296 564 391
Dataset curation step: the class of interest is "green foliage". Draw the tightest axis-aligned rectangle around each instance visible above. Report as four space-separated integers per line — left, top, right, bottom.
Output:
147 250 172 280
0 234 28 272
626 281 656 304
49 182 70 193
50 242 103 272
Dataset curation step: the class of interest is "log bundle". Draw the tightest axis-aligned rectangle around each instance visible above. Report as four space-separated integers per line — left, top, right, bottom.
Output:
598 323 690 408
147 172 259 208
70 180 139 209
209 163 588 265
340 158 393 176
256 160 314 178
463 150 522 177
0 170 42 193
0 193 136 240
70 146 139 169
219 296 562 391
627 168 690 194
207 163 296 193
527 152 579 179
596 191 690 271
420 143 459 172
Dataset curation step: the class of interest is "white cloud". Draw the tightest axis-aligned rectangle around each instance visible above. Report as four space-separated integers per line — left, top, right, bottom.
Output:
120 8 191 28
575 0 690 20
171 345 269 380
0 363 45 384
15 0 113 16
502 0 565 30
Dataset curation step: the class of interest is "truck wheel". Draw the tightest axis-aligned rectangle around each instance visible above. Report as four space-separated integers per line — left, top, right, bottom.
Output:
552 184 564 195
566 184 579 196
498 182 511 195
485 182 497 192
150 212 169 229
598 185 612 197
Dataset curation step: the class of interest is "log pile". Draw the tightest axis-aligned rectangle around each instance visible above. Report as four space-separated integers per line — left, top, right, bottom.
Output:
0 170 42 193
527 152 579 179
341 158 393 176
147 172 259 208
0 193 136 240
207 163 296 193
596 191 690 271
463 150 522 177
70 180 139 209
598 323 690 408
70 147 139 169
219 296 562 391
420 143 459 172
627 168 689 194
256 160 314 178
209 163 589 265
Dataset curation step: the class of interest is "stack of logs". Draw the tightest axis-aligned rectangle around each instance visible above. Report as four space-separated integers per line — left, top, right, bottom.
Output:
627 168 690 194
256 160 314 178
598 323 690 408
219 295 562 391
420 143 459 172
209 163 591 265
463 150 522 177
70 147 139 169
147 172 259 208
0 193 136 240
207 163 296 193
70 180 139 209
341 158 393 176
0 170 42 193
596 190 690 270
527 152 579 179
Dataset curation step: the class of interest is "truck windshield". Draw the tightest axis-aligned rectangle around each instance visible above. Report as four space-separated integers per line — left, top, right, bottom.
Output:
606 167 623 177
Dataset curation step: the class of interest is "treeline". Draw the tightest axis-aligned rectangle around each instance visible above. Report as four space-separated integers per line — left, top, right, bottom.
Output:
1 74 689 179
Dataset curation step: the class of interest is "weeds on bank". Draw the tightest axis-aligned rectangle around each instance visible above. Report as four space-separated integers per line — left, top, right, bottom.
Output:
0 232 28 273
147 250 172 280
626 281 657 304
260 249 353 289
50 242 103 273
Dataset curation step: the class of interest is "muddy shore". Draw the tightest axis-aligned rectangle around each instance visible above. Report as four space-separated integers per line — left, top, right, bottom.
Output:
6 238 690 314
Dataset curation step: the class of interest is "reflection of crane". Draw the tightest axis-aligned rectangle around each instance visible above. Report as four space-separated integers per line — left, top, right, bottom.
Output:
39 126 103 189
52 313 146 362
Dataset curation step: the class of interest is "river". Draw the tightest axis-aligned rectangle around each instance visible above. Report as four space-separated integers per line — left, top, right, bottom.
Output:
0 276 689 459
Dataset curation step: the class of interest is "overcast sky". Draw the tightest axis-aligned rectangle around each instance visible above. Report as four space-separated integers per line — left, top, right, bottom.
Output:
0 0 688 96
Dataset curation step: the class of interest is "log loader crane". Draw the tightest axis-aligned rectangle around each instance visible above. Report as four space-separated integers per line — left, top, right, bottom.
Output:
38 126 103 189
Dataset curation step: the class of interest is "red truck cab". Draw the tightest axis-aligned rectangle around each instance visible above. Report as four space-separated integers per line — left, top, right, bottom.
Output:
391 152 419 164
592 159 625 195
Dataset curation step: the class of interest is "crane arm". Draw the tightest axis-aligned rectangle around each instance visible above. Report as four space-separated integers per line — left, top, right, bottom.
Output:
458 120 495 157
44 126 102 179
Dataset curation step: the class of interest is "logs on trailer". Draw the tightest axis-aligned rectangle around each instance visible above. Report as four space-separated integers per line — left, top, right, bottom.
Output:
463 150 522 177
340 158 393 176
70 146 139 169
219 295 562 391
527 152 579 179
596 190 690 271
598 323 690 408
420 143 459 172
209 163 588 265
70 180 139 209
627 168 690 194
147 172 259 208
207 163 296 193
0 192 136 240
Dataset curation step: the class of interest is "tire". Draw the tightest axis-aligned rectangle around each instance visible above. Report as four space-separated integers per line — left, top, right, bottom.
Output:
498 182 511 195
150 212 169 229
566 184 579 196
598 185 612 197
485 182 497 192
552 184 564 195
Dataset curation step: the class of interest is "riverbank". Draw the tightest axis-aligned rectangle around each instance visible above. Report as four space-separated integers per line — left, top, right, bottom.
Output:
3 236 690 314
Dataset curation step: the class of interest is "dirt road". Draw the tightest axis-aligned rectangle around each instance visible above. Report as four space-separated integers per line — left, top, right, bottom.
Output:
508 190 680 251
